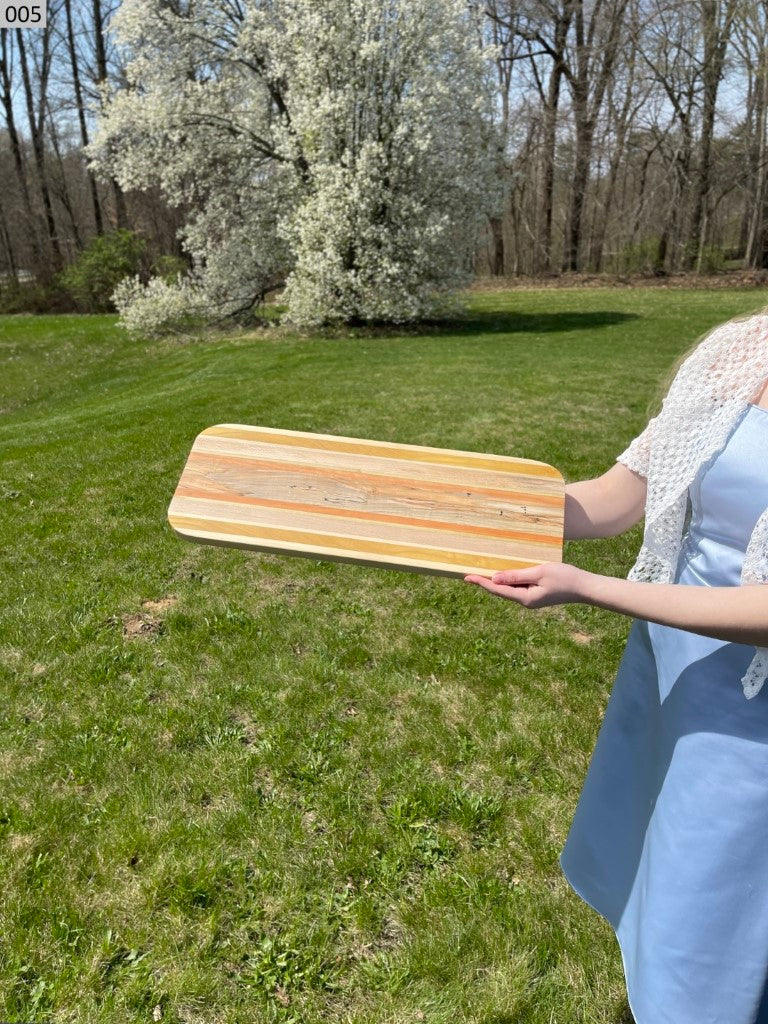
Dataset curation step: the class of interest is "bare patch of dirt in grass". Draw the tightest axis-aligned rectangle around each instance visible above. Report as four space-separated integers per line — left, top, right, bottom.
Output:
141 596 179 615
302 808 327 835
19 699 45 721
250 572 302 606
120 613 164 639
348 905 405 963
251 765 291 804
0 645 23 666
569 630 593 645
115 595 179 639
0 748 40 779
378 907 406 948
229 709 262 745
425 675 480 727
175 1006 229 1024
5 830 36 854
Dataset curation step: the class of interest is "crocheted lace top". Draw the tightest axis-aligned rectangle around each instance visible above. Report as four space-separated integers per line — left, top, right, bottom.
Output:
616 313 768 699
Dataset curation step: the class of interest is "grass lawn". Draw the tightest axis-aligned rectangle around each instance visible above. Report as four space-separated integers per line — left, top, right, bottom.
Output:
1 286 766 1024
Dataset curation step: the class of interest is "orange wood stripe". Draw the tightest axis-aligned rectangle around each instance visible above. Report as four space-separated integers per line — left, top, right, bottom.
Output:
170 493 557 561
168 514 532 572
202 425 562 480
174 484 563 546
186 449 565 509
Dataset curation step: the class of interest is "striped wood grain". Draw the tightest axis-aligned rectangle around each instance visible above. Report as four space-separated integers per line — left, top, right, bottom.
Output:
168 424 565 578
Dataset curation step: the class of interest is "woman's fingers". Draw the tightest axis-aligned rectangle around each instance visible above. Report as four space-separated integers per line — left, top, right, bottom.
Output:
464 567 542 592
491 566 541 586
463 574 539 604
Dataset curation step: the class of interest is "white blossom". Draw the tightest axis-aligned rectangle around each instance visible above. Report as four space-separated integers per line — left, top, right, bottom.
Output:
90 0 497 330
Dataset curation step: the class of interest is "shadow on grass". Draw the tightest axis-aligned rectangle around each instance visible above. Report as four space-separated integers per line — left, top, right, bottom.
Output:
440 309 640 337
229 308 640 345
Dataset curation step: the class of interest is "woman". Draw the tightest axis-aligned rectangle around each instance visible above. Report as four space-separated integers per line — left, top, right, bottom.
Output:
465 313 768 1024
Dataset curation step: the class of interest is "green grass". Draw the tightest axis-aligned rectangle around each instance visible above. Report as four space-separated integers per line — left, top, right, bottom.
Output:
2 287 766 1024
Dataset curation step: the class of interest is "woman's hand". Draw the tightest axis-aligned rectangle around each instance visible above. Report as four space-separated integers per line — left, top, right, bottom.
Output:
464 562 592 608
467 565 768 649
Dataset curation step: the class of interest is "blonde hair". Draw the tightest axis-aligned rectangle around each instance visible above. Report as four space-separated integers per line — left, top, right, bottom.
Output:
648 307 768 419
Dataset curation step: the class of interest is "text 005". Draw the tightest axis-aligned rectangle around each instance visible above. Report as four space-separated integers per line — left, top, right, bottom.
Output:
0 1 47 26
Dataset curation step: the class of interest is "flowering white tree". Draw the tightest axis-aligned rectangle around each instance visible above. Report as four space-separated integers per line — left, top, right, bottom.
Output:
90 0 497 332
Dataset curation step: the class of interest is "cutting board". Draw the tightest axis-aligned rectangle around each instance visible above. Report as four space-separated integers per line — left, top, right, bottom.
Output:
168 424 565 578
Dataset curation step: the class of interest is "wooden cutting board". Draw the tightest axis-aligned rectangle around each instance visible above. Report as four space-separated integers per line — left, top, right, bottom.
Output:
168 424 565 578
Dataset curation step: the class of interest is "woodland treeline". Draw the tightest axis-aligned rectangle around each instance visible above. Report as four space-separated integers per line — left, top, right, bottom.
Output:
1 0 767 309
481 0 768 277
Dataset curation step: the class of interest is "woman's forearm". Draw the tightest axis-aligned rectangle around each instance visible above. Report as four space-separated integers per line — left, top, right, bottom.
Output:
581 573 768 647
466 564 768 647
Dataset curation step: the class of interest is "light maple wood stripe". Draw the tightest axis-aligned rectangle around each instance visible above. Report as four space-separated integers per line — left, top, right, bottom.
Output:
168 513 538 574
202 424 562 479
174 483 562 546
186 449 565 510
169 493 558 561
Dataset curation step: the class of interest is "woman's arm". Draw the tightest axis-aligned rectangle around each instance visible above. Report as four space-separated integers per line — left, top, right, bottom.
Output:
464 564 768 648
585 573 768 646
564 461 647 539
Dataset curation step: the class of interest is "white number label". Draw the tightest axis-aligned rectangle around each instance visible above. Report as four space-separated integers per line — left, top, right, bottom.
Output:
0 1 47 27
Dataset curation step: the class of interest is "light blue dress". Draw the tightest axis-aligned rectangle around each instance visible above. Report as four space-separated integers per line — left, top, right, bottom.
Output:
560 403 768 1024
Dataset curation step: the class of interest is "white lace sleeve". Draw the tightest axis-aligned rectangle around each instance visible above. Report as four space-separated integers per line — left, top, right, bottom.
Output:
740 508 768 699
616 415 656 479
742 507 768 585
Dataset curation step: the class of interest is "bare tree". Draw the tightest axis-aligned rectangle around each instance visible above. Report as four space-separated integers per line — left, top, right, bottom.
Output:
0 30 43 272
486 0 516 275
510 0 576 273
588 0 651 270
16 20 64 273
63 0 103 235
735 0 768 268
561 0 630 271
687 0 738 269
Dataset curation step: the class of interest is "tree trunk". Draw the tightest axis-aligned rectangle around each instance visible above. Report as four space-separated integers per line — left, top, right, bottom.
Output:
745 2 768 268
537 58 565 273
590 15 640 272
687 0 737 269
16 28 62 275
46 109 83 256
113 183 129 229
564 115 592 271
562 0 629 272
746 67 768 267
92 0 130 231
0 31 43 272
533 3 572 274
64 0 103 236
487 216 505 275
0 193 18 283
